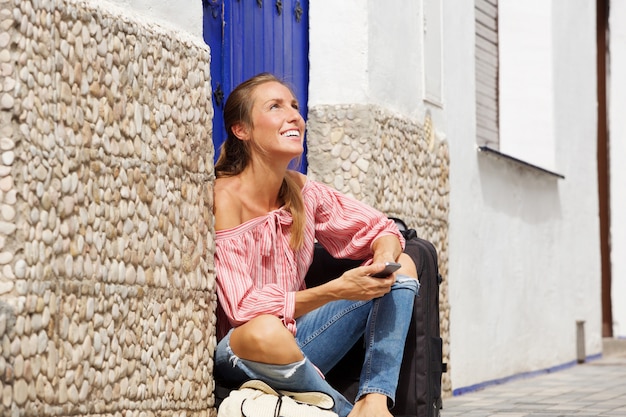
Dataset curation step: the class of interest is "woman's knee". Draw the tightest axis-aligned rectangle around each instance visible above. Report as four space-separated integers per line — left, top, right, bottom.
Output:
397 252 418 279
230 315 303 364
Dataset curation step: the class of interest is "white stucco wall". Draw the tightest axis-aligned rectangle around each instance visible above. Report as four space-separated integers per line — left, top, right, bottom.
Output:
610 1 626 339
443 0 601 392
309 0 427 119
308 0 369 105
367 1 424 119
96 0 203 39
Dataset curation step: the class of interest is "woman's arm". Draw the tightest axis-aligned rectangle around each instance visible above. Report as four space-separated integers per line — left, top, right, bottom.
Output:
310 181 405 261
294 262 396 317
294 234 403 317
292 182 406 317
371 234 403 265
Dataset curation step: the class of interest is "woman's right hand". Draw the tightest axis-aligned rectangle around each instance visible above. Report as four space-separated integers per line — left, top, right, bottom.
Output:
334 263 395 301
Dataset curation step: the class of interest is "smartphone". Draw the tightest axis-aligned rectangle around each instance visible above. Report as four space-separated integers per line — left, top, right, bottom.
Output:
370 262 402 278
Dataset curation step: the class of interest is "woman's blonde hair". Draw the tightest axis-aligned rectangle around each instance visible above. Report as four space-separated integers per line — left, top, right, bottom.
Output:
214 73 305 249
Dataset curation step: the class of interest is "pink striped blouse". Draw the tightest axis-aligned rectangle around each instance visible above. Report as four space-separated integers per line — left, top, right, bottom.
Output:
214 179 404 340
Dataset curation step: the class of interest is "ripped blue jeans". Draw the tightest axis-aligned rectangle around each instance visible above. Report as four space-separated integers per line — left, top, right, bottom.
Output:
214 275 419 417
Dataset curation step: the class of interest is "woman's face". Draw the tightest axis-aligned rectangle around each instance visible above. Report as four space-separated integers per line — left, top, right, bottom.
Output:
243 81 305 161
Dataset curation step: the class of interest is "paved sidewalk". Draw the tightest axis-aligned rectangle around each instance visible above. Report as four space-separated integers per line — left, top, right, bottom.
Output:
440 355 626 416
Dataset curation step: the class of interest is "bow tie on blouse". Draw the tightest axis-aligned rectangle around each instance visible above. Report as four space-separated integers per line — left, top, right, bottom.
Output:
258 209 293 257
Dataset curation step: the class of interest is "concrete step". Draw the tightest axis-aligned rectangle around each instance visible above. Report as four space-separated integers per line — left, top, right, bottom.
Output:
603 337 626 357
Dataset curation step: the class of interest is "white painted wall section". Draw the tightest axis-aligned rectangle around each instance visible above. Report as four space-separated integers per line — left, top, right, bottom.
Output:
609 1 626 339
367 0 424 118
308 0 369 106
444 0 601 392
95 0 203 39
310 0 428 120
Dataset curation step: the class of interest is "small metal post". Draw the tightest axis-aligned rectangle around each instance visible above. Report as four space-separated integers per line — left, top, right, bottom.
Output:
576 320 586 363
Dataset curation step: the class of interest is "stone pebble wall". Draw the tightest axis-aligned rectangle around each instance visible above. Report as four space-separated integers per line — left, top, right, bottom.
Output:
0 0 217 416
306 104 452 396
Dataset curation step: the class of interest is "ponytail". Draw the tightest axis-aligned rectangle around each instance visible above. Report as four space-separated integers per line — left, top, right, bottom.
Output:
280 172 305 249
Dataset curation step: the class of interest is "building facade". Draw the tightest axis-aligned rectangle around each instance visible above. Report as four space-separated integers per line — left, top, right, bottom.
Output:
1 0 625 415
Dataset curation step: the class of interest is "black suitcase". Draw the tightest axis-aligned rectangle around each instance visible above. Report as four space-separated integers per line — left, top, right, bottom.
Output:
304 222 445 417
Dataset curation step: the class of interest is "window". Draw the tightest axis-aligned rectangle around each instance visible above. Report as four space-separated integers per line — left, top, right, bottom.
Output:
475 0 564 178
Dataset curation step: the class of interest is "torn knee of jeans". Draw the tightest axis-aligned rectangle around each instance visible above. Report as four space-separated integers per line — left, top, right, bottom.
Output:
394 274 419 289
238 357 308 379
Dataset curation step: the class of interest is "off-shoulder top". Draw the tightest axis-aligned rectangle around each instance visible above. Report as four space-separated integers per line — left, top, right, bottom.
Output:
214 179 404 339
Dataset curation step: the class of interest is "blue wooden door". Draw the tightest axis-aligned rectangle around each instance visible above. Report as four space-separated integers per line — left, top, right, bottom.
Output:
203 0 309 172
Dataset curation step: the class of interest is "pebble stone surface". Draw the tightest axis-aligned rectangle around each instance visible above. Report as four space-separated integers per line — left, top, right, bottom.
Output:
306 105 452 397
0 0 217 416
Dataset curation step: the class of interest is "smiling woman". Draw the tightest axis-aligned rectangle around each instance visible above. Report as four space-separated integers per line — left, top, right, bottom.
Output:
229 78 305 164
212 73 420 417
213 73 307 244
